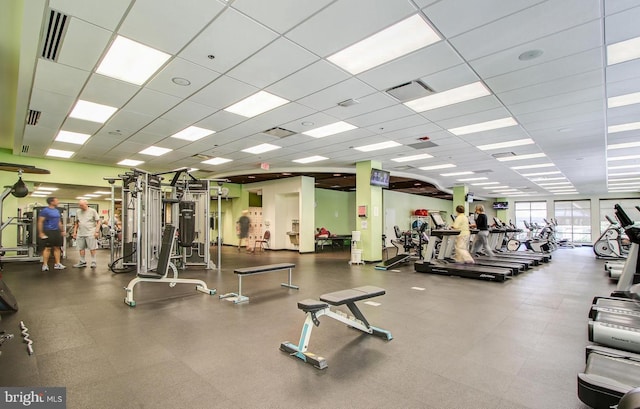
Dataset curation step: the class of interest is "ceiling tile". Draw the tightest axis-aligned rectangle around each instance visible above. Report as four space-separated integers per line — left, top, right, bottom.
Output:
266 60 350 101
57 18 112 71
179 7 279 73
161 100 217 125
195 110 246 132
605 1 640 15
227 37 318 88
297 78 377 111
104 110 155 136
81 74 140 107
146 57 221 99
119 0 225 54
323 92 397 120
32 59 89 98
420 95 503 123
605 5 640 44
231 0 334 34
189 75 258 110
121 88 182 117
49 0 131 30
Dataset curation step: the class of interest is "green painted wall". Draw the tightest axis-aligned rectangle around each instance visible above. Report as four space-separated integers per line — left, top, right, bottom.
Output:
248 192 262 207
314 188 355 235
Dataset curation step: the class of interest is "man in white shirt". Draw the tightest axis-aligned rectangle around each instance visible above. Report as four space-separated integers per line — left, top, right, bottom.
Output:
72 200 101 268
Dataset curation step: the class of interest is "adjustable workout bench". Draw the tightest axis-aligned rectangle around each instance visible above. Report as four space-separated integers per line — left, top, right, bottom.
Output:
124 225 216 307
280 285 392 369
219 263 298 304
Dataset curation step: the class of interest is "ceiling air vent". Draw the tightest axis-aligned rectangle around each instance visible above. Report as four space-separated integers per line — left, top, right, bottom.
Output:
393 165 415 171
26 110 41 125
192 153 212 160
492 152 516 159
337 98 359 107
471 169 494 174
408 141 438 149
386 80 435 102
262 127 296 138
41 9 69 61
21 145 30 154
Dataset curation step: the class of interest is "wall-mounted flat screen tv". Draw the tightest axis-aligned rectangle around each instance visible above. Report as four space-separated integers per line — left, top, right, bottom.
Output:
493 201 509 210
370 169 390 188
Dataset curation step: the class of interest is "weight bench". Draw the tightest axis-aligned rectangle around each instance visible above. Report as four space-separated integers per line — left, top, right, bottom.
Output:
280 285 392 369
219 263 297 304
124 225 216 307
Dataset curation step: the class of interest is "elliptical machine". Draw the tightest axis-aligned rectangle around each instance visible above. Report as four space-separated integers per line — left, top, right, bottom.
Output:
610 205 640 299
594 215 630 259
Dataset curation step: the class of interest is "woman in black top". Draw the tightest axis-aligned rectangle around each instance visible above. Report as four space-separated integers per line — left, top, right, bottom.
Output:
470 205 495 257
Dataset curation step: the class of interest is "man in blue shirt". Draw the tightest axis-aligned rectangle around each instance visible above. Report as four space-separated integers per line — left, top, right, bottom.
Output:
38 197 65 271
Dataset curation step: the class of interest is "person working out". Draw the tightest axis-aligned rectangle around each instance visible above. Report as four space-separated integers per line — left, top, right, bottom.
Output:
72 200 101 268
470 204 495 257
451 204 474 264
38 197 66 271
237 210 251 252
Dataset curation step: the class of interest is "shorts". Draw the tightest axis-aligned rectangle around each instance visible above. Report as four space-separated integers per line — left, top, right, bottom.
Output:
76 236 98 251
38 229 63 251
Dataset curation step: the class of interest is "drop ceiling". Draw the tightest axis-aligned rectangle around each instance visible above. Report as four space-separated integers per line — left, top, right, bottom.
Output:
7 0 640 198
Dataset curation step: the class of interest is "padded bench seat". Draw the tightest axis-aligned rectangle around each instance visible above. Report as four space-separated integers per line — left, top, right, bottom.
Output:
234 263 295 275
320 286 386 305
221 263 298 304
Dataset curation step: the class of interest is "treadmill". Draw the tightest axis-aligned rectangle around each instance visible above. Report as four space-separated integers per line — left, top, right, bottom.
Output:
489 218 550 264
415 213 512 282
468 229 527 275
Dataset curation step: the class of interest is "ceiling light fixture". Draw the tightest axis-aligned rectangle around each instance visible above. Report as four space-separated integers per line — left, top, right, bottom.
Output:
201 157 232 165
607 177 640 182
608 122 640 134
171 77 191 86
608 154 640 161
96 35 171 85
327 14 440 75
518 49 544 61
496 153 546 162
471 181 499 186
118 159 144 166
404 81 490 112
536 181 572 186
46 149 74 158
224 91 289 118
292 155 328 164
608 164 639 170
419 163 456 171
607 36 640 65
94 191 111 194
520 171 562 177
36 186 58 191
69 100 118 123
511 163 555 170
608 141 640 150
139 146 172 156
354 141 402 152
609 171 640 177
170 126 215 141
477 138 534 151
448 117 518 136
528 176 566 181
440 171 473 177
55 130 91 145
242 143 281 154
391 153 433 162
302 121 357 138
457 177 488 182
482 185 509 189
608 91 640 108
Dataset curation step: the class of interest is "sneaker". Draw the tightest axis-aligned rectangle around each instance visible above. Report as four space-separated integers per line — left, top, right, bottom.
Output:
42 265 49 272
54 263 66 270
90 262 97 268
73 262 87 268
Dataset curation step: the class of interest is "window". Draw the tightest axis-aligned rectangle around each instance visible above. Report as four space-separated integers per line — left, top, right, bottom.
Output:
554 200 591 244
515 201 547 231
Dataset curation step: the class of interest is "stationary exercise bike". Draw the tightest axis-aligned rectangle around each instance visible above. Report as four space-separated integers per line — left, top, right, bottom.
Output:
594 215 630 259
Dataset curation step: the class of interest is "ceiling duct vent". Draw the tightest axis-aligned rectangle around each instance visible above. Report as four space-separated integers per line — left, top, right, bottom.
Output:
262 127 296 138
26 110 41 125
337 98 359 107
492 152 516 158
471 169 494 174
386 80 435 102
21 145 30 154
393 165 415 171
408 141 438 149
41 9 69 61
192 153 212 160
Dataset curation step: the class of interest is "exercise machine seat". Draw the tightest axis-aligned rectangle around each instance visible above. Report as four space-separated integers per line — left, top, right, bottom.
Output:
320 286 385 305
297 299 329 313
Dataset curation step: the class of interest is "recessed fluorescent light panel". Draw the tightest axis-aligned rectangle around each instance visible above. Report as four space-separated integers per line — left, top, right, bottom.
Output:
224 91 289 118
94 191 111 194
118 159 144 166
528 177 566 181
553 192 577 195
448 117 517 136
419 164 456 171
85 194 101 198
471 182 499 186
477 138 534 151
187 168 199 172
31 194 48 197
302 121 357 138
404 82 490 112
36 187 58 191
391 153 433 162
608 122 640 134
608 141 640 150
521 171 562 177
608 154 640 161
482 186 509 189
608 177 640 182
457 177 488 182
69 100 117 123
292 155 328 164
609 171 640 177
607 36 640 65
511 163 555 170
201 157 232 165
608 91 640 108
496 153 546 162
139 146 172 156
55 130 91 145
46 149 74 158
170 126 215 141
441 171 473 177
354 141 402 152
96 35 171 85
242 143 281 154
327 14 440 75
536 182 572 186
609 164 639 170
